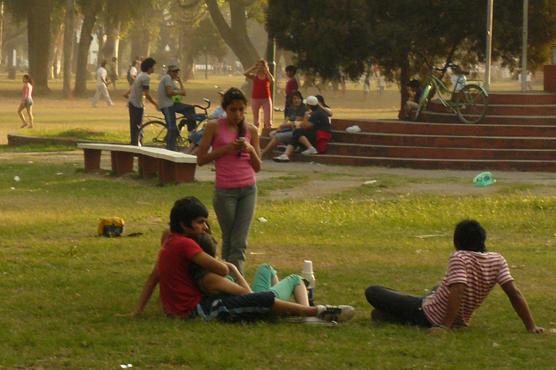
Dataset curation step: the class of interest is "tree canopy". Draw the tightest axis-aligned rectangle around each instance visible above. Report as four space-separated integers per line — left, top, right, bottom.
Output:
267 0 556 109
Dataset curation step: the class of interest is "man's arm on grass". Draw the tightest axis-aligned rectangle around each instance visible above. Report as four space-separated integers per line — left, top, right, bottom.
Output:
501 280 544 334
134 263 159 316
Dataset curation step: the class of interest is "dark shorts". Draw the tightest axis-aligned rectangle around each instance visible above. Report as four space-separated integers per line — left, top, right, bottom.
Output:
196 291 276 322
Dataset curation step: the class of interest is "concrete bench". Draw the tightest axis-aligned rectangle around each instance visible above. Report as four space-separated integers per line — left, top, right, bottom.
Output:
77 143 197 184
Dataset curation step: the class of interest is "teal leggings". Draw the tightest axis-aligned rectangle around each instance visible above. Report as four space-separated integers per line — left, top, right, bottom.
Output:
251 264 302 301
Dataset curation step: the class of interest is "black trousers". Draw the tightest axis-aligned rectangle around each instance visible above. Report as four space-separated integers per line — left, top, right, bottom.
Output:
365 285 432 327
128 103 144 146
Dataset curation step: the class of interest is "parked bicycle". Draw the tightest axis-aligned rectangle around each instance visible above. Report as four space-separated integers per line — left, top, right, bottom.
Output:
139 98 211 150
410 63 488 124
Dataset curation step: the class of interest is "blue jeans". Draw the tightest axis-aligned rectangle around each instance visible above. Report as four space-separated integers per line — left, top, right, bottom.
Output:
162 103 196 151
213 184 257 275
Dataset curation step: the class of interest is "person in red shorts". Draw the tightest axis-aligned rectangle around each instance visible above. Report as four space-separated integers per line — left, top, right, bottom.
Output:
365 219 545 333
133 196 355 323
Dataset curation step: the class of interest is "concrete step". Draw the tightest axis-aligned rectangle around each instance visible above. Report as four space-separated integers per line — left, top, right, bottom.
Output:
289 154 556 171
427 101 556 116
419 111 556 125
331 119 556 137
327 132 556 149
488 92 556 105
323 143 556 161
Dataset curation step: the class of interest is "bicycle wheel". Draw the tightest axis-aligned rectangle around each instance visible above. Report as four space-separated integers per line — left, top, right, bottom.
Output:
139 120 168 147
455 84 488 124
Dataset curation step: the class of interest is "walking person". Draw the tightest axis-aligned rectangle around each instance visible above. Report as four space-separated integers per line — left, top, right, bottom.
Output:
91 60 113 107
244 59 274 130
124 57 158 146
197 88 262 274
18 74 34 128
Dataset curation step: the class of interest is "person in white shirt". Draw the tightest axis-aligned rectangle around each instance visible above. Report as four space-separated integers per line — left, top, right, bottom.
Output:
91 60 113 107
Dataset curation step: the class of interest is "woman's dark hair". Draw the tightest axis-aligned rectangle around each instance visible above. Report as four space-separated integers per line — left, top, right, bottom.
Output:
407 79 420 90
285 65 297 74
315 94 329 108
221 87 248 139
23 74 33 85
141 57 156 72
169 196 208 233
453 219 487 252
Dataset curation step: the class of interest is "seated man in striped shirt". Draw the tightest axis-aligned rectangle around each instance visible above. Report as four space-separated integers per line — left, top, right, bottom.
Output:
365 219 545 333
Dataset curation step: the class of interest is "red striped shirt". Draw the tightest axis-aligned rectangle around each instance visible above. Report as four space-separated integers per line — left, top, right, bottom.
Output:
422 250 513 327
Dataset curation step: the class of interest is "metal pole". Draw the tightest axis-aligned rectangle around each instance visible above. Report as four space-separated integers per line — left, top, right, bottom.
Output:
266 37 276 101
484 0 494 91
521 0 528 91
0 1 4 65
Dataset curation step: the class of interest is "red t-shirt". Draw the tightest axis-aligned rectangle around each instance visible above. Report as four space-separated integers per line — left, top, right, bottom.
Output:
157 233 203 316
252 76 271 99
285 78 299 97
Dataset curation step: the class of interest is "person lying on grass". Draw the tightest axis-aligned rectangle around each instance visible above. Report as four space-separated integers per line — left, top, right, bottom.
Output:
187 231 313 309
365 219 544 334
134 196 354 323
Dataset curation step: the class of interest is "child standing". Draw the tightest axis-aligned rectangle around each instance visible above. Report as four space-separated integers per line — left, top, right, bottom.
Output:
18 74 34 129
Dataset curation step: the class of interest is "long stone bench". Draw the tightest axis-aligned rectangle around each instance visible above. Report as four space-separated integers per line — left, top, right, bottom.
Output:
77 143 197 184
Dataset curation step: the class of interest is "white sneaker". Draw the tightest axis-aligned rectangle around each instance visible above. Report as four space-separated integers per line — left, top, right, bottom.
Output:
301 147 318 156
273 154 290 162
317 305 355 322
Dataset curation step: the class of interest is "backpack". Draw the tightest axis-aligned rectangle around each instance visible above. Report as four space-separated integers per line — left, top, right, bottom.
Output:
97 217 125 237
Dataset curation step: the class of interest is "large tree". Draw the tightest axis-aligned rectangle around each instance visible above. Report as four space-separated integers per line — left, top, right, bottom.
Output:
63 0 76 97
268 0 556 113
5 0 56 94
74 0 102 96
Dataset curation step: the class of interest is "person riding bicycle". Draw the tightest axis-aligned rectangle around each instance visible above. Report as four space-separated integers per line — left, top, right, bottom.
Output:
157 64 197 151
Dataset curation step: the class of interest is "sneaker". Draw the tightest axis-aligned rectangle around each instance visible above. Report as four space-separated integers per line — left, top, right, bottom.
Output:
273 154 290 162
301 147 318 156
317 305 355 322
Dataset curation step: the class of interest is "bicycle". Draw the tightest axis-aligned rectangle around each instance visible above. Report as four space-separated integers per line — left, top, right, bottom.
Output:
139 98 211 150
410 63 488 124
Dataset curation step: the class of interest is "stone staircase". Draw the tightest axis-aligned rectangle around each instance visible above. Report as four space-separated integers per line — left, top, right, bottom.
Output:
261 92 556 171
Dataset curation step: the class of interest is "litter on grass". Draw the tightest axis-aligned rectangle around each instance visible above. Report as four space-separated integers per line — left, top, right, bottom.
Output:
363 180 377 185
13 176 20 182
257 217 268 223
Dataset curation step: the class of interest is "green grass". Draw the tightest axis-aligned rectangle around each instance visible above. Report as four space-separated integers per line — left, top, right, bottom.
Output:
0 156 555 369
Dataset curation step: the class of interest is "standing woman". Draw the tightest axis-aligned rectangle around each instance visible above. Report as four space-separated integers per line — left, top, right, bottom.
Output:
244 59 274 130
197 88 262 274
18 74 34 128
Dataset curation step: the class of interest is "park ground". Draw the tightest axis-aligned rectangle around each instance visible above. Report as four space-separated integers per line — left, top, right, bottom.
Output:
1 75 555 369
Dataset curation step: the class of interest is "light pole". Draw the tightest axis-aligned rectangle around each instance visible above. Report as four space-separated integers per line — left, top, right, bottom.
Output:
521 0 529 92
484 0 494 91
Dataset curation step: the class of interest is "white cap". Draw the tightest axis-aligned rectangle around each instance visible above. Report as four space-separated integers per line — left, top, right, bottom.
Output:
304 96 318 106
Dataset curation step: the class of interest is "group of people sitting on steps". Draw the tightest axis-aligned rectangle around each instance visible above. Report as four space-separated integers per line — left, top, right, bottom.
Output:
133 196 545 333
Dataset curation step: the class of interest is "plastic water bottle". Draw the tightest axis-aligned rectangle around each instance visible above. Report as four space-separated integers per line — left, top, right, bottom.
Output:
473 171 496 187
301 260 316 306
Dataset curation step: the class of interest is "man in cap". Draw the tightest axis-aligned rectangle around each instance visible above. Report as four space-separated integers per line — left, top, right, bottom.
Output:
157 64 196 151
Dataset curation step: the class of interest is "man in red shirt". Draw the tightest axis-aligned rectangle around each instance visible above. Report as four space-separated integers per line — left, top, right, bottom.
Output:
134 196 354 323
364 220 545 333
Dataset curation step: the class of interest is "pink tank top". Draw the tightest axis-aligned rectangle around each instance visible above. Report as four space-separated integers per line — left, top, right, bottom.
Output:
212 119 256 189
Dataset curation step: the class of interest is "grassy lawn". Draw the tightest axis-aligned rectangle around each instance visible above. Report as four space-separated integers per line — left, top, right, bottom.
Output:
0 153 555 369
0 75 554 369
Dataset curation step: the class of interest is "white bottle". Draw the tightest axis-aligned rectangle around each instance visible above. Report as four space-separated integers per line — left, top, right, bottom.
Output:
301 260 316 306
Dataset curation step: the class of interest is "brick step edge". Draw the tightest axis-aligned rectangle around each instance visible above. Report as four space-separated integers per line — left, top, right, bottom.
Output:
290 154 556 172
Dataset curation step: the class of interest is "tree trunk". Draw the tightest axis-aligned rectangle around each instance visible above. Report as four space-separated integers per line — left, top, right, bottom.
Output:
63 0 75 97
205 0 259 70
129 18 150 61
101 19 120 75
398 54 410 120
27 0 53 94
49 23 63 79
74 4 98 96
